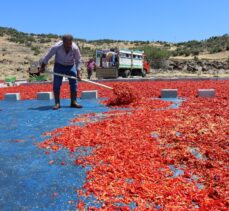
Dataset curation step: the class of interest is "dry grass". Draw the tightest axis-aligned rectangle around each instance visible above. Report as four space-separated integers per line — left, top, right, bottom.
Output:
171 51 229 60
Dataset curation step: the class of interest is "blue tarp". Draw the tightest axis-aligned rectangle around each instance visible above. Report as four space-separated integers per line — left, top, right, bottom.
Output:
0 98 183 210
0 99 108 210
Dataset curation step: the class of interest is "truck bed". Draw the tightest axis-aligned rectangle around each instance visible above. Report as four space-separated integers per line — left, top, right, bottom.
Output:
96 68 118 79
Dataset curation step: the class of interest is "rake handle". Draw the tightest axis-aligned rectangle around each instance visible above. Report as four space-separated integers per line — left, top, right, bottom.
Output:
47 71 113 90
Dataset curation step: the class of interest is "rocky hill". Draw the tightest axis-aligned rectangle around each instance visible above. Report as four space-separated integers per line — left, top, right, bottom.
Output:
0 27 229 80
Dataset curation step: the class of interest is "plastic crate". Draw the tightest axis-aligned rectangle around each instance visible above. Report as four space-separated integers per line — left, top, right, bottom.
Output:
30 75 48 82
5 76 16 83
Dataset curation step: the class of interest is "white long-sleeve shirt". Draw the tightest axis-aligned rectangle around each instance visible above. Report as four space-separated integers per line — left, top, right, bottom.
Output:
42 41 82 70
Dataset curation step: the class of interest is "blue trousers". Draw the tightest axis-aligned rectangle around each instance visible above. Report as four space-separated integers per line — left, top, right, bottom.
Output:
53 63 77 93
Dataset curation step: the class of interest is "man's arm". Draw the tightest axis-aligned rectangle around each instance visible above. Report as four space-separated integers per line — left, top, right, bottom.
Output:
40 45 57 72
74 47 83 79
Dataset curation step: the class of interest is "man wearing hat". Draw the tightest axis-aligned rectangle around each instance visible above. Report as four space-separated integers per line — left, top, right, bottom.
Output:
40 34 82 110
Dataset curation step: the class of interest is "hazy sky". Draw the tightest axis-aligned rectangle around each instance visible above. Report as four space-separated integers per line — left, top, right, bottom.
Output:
0 0 228 42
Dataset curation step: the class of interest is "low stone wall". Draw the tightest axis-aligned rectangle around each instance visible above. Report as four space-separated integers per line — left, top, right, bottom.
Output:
166 59 229 73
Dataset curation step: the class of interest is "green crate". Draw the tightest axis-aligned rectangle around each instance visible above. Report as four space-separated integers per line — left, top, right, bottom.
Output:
30 74 48 82
5 76 16 83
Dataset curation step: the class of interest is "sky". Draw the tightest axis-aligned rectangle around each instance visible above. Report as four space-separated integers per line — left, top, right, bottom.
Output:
0 0 229 42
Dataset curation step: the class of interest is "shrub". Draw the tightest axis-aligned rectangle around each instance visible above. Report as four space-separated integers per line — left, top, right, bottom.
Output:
209 47 222 54
184 51 191 57
194 56 199 61
34 49 40 56
25 42 32 47
81 46 93 57
39 38 52 43
218 48 223 52
134 46 170 69
164 43 171 48
147 47 170 60
171 51 178 57
46 33 59 39
192 50 200 56
27 36 36 42
39 38 46 43
31 46 38 51
31 46 40 55
178 50 185 56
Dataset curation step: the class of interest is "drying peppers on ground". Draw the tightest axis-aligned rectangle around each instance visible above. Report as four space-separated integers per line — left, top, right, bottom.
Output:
1 80 228 210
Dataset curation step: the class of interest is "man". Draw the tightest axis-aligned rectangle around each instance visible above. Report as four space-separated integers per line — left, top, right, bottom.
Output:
40 34 82 110
87 58 96 79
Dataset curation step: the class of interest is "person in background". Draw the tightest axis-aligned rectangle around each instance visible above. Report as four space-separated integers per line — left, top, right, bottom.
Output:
39 34 82 110
87 58 96 79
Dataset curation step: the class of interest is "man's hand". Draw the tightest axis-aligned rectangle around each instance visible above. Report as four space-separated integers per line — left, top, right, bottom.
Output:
39 63 46 73
77 70 82 81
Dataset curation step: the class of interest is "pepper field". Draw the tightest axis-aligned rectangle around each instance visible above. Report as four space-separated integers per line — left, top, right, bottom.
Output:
0 80 228 210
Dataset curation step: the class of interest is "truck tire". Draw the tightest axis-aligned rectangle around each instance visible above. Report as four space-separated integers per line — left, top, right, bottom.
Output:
123 70 131 78
141 69 146 77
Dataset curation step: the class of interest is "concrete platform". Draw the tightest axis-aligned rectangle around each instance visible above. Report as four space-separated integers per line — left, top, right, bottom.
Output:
81 90 98 99
161 89 178 98
4 93 20 101
37 92 53 100
198 89 215 98
0 83 7 88
15 81 28 86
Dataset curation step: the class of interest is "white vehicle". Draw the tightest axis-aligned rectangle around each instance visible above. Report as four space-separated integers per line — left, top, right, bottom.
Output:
95 49 150 79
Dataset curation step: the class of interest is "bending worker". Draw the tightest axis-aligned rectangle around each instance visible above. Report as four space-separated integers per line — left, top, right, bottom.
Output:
40 34 82 110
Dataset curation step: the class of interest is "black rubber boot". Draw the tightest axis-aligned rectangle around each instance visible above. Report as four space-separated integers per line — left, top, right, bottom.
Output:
53 90 61 110
70 91 82 108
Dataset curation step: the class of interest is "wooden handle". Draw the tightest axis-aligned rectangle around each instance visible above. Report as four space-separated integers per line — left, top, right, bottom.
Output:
47 71 113 90
81 79 113 90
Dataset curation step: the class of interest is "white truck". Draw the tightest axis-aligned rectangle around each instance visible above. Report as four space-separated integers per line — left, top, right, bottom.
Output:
95 49 150 79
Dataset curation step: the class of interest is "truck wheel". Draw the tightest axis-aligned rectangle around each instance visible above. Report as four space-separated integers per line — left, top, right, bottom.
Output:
123 70 131 78
141 69 146 77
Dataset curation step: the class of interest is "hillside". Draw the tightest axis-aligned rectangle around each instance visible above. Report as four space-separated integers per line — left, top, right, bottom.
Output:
0 27 229 80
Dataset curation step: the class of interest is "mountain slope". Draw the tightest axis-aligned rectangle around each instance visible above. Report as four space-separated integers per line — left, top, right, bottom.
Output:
0 27 228 80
